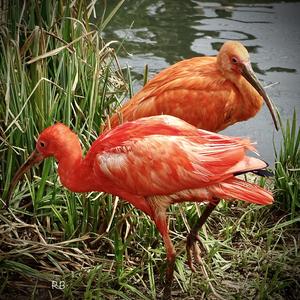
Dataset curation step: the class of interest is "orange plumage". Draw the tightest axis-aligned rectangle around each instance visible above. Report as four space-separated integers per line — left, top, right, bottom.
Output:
7 115 273 298
105 41 278 132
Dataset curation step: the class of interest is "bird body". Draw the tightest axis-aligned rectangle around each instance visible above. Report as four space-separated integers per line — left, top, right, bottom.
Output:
105 41 278 132
38 116 273 218
7 115 274 299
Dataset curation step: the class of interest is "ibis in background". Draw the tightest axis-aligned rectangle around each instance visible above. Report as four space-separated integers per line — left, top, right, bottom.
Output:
105 41 278 132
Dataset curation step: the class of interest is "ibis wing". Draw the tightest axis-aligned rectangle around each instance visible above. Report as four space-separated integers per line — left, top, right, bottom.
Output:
110 75 238 132
95 134 246 196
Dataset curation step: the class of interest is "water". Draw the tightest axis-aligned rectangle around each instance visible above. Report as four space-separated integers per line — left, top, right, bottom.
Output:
102 0 300 164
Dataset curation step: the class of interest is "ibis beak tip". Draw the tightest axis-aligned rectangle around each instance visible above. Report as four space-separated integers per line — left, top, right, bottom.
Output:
4 149 43 207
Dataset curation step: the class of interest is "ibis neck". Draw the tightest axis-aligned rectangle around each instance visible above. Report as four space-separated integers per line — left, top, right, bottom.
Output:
56 147 96 193
228 72 263 121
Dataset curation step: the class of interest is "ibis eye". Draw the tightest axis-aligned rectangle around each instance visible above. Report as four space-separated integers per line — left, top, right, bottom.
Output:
231 57 238 64
39 141 46 148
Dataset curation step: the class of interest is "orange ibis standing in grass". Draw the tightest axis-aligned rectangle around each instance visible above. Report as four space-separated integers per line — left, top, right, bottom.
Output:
7 115 273 299
105 41 278 132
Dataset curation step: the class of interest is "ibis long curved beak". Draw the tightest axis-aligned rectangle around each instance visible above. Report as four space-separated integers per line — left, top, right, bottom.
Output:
5 149 43 207
241 63 279 131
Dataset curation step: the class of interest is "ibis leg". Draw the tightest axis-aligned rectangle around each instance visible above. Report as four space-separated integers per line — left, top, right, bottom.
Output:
154 215 176 300
186 199 220 272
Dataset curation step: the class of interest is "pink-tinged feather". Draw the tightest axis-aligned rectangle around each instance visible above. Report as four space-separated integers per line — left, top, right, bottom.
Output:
91 116 273 207
215 178 273 205
225 156 267 175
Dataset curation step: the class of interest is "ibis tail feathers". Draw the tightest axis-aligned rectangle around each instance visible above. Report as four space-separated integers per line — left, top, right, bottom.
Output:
216 178 273 205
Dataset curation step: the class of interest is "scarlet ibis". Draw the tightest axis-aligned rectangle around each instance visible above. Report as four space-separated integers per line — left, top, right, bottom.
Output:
105 41 278 132
7 115 273 299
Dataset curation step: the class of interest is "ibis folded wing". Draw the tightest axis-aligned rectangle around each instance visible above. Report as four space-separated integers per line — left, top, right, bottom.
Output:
95 133 250 196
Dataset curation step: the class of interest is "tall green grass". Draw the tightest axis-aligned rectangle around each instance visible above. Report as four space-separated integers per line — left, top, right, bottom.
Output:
1 0 126 206
274 110 300 219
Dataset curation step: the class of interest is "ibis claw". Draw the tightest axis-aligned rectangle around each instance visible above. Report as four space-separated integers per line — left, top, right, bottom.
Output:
186 232 205 272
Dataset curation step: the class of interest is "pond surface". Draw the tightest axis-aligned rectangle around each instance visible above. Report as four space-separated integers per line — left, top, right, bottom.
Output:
103 0 300 164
